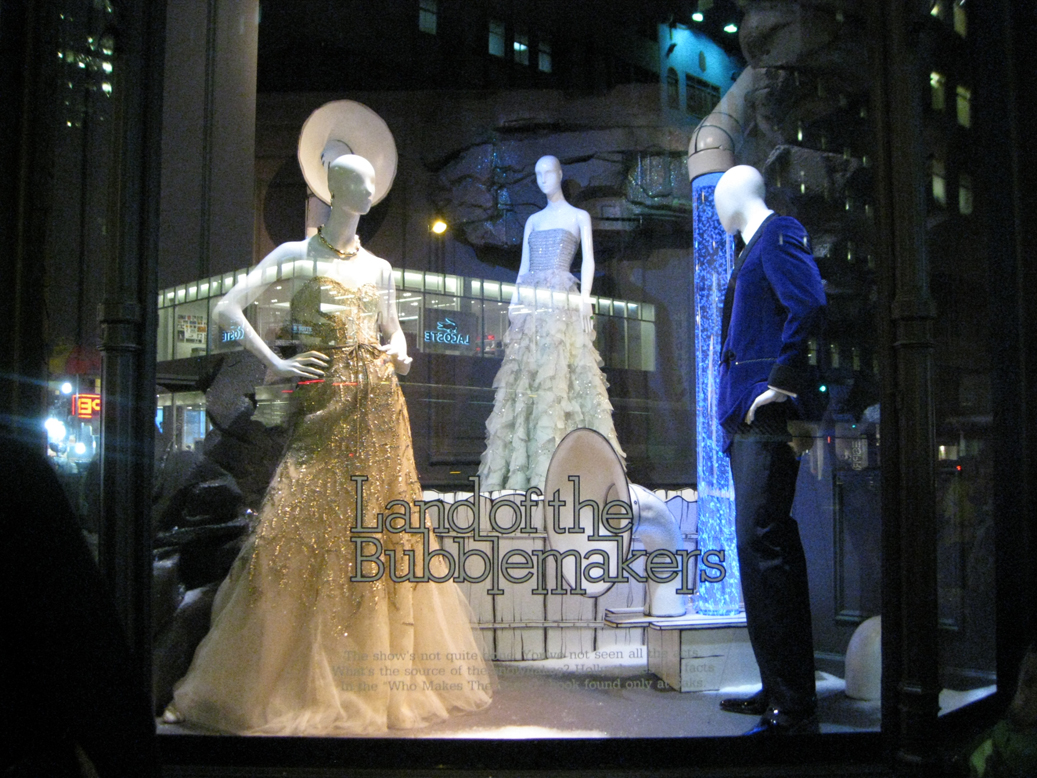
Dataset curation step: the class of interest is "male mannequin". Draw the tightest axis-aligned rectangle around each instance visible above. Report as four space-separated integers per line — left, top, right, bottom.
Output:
478 154 624 491
713 165 826 736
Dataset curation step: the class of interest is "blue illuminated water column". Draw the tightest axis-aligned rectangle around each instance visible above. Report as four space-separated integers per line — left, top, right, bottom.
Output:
692 172 742 615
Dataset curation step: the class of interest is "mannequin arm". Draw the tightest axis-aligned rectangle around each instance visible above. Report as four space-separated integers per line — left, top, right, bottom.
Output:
577 210 595 332
376 260 412 375
378 329 412 376
760 222 826 393
746 220 825 424
213 242 328 380
510 219 534 312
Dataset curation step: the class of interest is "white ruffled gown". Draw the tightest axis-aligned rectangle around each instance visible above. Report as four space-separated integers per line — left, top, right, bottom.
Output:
478 228 626 491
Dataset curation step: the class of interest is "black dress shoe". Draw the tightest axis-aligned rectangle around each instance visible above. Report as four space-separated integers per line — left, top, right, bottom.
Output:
743 708 820 736
719 689 768 716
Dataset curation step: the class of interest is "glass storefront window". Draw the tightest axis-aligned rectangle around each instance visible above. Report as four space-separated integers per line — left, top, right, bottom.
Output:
10 1 1033 773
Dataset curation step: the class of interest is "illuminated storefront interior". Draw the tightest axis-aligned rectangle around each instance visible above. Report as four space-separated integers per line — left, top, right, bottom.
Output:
3 0 1035 775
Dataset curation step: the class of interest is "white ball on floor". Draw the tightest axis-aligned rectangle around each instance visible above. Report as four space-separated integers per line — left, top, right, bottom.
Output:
845 615 882 701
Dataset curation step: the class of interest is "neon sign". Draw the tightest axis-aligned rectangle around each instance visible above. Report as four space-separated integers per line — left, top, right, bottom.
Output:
72 393 101 419
221 324 245 343
424 317 470 345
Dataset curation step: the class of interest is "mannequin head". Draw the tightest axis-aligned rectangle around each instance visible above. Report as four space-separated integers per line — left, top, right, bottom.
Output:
535 155 563 197
714 165 768 236
327 154 376 215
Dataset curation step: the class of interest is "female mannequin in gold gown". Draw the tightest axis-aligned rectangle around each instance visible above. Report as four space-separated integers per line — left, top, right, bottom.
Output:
164 155 493 736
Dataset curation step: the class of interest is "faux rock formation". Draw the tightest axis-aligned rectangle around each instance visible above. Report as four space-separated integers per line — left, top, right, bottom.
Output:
427 85 693 249
151 449 243 534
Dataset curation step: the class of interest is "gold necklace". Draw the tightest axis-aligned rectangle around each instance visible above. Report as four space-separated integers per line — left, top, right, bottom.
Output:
316 227 360 258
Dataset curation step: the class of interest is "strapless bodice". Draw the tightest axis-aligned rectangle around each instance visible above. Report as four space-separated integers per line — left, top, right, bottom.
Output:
288 278 381 349
528 229 579 275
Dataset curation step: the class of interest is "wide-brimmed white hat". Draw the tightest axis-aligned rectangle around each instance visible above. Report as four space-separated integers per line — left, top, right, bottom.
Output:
297 100 397 206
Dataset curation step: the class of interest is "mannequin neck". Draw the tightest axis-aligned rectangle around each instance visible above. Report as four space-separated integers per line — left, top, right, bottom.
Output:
544 189 567 207
321 208 361 250
739 202 774 244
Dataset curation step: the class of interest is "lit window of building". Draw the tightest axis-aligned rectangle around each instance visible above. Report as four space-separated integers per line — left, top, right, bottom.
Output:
954 1 967 36
685 73 720 118
930 71 946 111
538 38 552 73
956 84 971 128
932 158 947 205
488 19 505 58
418 0 437 35
666 68 679 110
514 29 529 66
959 172 973 215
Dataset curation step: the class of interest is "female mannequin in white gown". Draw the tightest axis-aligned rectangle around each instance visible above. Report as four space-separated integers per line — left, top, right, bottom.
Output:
478 156 625 491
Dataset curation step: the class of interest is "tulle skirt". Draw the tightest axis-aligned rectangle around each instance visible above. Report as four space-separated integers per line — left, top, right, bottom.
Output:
172 347 494 735
478 269 626 491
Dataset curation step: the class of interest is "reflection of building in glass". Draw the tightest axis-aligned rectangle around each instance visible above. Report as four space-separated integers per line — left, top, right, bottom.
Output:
657 22 741 125
44 381 102 474
157 267 656 371
417 0 437 36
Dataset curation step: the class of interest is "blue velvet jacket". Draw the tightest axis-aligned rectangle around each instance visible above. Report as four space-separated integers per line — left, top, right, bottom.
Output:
718 213 826 449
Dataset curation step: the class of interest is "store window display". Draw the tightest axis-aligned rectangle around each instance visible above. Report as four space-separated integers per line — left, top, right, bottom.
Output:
478 155 625 491
162 109 493 735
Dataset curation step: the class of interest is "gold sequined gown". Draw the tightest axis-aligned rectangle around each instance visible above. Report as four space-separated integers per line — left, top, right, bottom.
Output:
478 228 625 491
171 279 493 736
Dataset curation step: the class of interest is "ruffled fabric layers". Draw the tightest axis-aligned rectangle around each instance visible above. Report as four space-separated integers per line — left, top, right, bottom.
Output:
478 269 626 491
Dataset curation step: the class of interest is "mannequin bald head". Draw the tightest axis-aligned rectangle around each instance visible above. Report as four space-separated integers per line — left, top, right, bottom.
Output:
535 155 564 198
327 154 376 215
714 165 771 240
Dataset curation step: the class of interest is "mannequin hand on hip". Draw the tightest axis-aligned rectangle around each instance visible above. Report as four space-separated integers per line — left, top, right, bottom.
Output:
272 351 329 380
378 342 413 376
745 387 790 424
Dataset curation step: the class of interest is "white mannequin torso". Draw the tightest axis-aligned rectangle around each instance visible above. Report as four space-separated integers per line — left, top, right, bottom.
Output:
514 155 596 331
214 154 411 377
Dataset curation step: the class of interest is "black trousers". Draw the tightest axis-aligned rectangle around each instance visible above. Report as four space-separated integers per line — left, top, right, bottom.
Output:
728 404 817 714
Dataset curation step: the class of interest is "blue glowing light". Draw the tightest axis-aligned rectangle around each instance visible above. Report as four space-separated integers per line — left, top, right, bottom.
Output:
692 173 742 616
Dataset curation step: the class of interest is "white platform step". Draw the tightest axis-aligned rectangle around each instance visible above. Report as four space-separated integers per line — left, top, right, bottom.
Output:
604 608 760 692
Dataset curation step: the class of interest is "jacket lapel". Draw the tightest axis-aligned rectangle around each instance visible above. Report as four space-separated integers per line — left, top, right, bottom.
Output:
720 212 777 347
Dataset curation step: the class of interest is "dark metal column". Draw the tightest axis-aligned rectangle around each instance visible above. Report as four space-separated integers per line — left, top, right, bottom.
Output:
97 0 166 673
0 0 49 445
973 0 1037 708
869 1 940 773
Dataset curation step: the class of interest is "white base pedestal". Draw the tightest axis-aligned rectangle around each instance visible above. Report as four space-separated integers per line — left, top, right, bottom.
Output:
605 609 760 692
